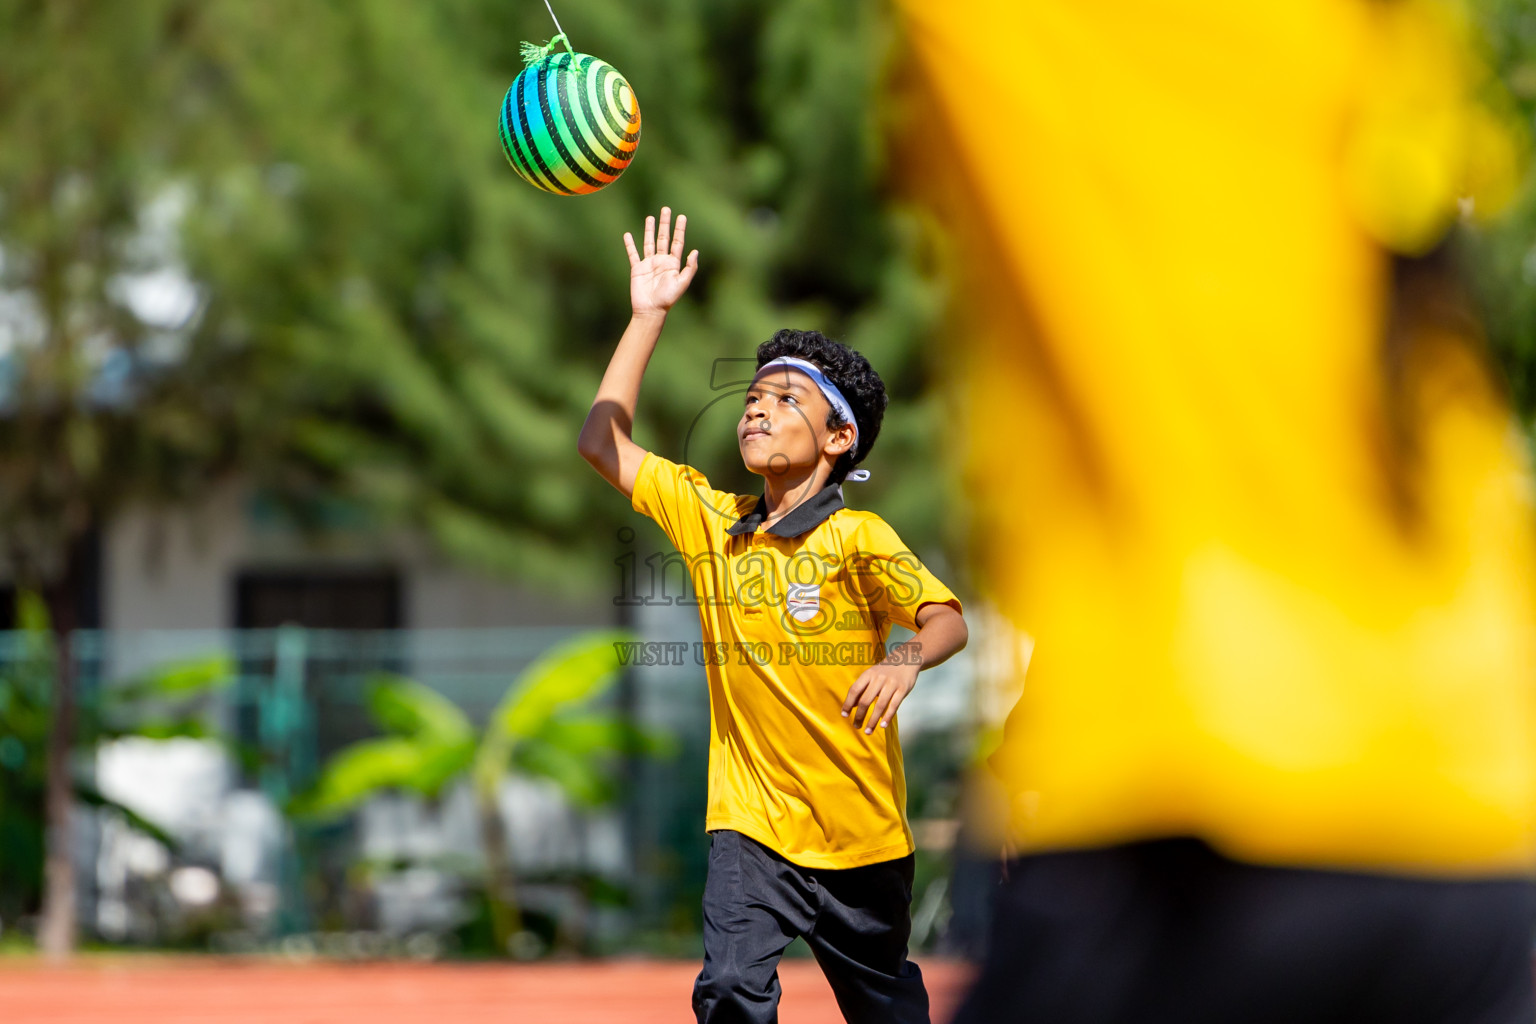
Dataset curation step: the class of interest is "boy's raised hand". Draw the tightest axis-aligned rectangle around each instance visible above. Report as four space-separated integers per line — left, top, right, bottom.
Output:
624 206 699 317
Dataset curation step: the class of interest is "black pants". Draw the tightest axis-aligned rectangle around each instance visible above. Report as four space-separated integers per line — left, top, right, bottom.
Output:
954 837 1536 1024
693 829 930 1024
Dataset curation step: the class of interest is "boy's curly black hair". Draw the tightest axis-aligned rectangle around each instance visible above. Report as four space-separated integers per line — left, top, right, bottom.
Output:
755 329 888 484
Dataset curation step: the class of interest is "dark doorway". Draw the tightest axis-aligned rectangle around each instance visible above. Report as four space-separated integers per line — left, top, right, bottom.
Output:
234 569 401 630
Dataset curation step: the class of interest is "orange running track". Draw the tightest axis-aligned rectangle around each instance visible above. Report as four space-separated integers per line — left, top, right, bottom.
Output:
1 957 974 1023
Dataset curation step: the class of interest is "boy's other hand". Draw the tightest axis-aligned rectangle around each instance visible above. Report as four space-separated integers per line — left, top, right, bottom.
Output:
841 659 921 736
624 206 699 317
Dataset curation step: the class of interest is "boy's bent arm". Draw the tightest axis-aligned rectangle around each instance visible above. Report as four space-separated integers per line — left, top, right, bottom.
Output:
842 602 969 735
900 601 969 672
578 207 699 501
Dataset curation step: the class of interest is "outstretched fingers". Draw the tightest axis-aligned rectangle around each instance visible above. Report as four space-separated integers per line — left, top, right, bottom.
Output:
656 207 672 258
643 215 656 258
678 250 700 287
670 214 687 260
623 231 641 267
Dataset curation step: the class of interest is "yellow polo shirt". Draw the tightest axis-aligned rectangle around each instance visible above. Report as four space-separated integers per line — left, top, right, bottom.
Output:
632 450 963 869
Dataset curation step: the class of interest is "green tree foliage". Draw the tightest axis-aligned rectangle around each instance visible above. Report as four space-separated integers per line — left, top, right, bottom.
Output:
293 630 670 957
0 0 953 602
0 0 946 595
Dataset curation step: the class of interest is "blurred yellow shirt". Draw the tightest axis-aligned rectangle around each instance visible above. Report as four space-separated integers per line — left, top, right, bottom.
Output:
899 0 1536 874
631 450 962 868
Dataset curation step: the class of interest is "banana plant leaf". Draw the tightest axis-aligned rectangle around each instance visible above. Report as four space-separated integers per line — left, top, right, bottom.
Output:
297 630 671 822
472 630 631 795
103 654 234 707
293 675 478 818
365 672 474 744
291 735 476 819
75 784 180 852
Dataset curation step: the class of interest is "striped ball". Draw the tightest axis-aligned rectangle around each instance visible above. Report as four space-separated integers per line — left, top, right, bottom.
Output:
498 52 641 195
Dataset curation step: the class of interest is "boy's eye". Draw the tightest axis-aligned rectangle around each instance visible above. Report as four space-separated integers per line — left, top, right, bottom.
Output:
782 394 798 404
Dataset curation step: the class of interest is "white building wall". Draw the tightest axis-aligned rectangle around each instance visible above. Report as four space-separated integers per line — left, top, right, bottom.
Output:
102 482 613 631
104 486 249 630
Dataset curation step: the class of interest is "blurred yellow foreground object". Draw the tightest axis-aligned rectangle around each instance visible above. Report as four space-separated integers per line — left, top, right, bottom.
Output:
901 0 1536 874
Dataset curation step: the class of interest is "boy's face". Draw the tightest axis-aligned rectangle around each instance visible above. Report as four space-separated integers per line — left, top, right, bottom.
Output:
739 366 856 480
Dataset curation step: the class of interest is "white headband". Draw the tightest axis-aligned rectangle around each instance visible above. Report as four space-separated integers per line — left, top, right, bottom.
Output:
755 356 871 482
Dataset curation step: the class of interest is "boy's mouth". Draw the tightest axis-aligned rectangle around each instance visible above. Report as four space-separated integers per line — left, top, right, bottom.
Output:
741 427 770 441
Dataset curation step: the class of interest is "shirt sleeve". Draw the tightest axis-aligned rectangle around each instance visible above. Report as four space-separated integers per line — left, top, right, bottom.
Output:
631 450 744 556
848 514 963 633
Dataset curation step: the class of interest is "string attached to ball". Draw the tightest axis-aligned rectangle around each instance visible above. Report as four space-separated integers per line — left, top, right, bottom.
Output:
497 1 642 195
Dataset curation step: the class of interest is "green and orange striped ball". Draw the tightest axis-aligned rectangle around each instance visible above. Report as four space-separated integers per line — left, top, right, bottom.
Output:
498 52 640 195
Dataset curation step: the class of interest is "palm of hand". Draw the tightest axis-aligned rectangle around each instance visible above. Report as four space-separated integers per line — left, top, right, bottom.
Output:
624 207 699 315
631 253 689 312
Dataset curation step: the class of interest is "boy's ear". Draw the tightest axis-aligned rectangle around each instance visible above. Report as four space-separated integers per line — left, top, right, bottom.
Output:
823 423 857 458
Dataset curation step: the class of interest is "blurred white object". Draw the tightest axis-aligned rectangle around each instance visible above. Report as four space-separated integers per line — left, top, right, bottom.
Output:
169 865 220 906
97 737 228 850
220 790 282 888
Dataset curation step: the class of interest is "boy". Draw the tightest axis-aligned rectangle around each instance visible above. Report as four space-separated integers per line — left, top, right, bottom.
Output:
578 207 968 1024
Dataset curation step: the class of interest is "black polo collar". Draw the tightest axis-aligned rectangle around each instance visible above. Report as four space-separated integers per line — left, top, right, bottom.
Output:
726 480 846 538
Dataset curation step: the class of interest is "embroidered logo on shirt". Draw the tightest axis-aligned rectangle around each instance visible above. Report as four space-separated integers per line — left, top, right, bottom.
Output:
786 582 821 623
